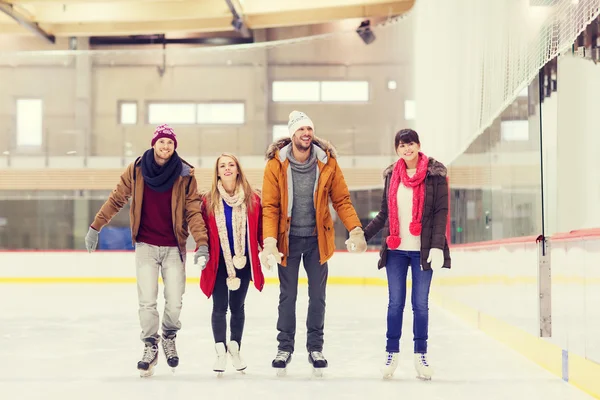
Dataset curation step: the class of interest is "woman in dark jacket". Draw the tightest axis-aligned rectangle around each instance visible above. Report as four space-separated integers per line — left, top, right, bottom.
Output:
363 129 451 380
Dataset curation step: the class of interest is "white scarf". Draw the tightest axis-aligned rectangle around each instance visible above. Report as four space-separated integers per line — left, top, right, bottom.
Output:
215 181 247 291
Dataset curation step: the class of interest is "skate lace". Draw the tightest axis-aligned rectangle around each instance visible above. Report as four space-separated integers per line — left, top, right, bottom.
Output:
163 337 178 359
385 352 395 366
310 351 325 361
417 353 429 367
142 345 158 363
275 350 290 361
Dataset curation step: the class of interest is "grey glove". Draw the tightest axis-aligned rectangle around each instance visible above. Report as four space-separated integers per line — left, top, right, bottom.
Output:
85 226 99 253
194 245 209 270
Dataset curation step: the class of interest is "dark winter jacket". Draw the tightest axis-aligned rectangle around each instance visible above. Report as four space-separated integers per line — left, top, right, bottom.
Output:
364 158 451 270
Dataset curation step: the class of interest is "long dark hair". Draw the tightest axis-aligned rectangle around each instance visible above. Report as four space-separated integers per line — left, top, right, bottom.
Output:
394 129 420 148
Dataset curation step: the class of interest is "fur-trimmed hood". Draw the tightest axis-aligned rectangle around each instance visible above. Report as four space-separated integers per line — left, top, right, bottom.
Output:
383 157 447 178
265 136 338 162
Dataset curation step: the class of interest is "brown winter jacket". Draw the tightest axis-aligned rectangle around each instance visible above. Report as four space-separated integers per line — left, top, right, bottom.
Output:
262 137 362 266
91 156 208 259
364 158 451 270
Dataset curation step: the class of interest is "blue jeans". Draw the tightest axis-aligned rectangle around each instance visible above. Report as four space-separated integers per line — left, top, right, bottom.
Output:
385 250 433 354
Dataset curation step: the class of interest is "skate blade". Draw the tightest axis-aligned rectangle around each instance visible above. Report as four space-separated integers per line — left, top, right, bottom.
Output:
139 367 155 378
275 368 287 377
311 367 324 378
416 374 432 381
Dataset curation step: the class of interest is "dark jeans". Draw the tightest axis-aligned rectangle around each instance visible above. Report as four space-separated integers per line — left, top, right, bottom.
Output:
211 254 250 346
385 249 433 354
276 235 328 353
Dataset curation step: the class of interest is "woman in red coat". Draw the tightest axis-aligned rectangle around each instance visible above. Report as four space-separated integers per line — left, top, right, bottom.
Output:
200 152 264 375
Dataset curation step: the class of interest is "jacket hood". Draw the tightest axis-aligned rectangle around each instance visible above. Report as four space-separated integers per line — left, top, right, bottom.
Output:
383 157 447 178
265 136 338 163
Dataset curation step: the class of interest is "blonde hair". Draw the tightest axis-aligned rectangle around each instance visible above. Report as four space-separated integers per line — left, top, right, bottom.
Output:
207 153 256 216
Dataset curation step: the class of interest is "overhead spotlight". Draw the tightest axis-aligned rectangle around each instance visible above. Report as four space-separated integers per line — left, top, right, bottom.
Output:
356 20 376 45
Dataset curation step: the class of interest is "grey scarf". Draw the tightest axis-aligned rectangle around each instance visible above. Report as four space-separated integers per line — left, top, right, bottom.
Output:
288 145 317 172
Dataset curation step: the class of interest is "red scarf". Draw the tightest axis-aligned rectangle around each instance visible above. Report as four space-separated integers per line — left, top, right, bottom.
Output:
386 152 429 249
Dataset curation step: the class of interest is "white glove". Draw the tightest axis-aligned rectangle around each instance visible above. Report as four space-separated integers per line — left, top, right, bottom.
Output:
345 227 367 253
85 226 99 253
427 248 444 269
194 245 209 270
259 237 283 271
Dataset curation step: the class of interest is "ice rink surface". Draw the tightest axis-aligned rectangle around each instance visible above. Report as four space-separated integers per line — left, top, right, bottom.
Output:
0 283 592 400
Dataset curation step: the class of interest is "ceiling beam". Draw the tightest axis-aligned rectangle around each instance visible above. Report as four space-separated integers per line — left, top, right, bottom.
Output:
0 1 54 42
247 2 414 28
0 0 414 37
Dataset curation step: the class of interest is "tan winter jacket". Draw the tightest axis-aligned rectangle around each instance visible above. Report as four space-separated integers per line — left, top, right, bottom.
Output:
262 137 362 266
91 157 208 259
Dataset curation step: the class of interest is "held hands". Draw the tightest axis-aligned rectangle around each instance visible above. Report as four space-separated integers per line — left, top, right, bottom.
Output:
345 227 367 253
194 245 209 270
427 248 444 269
85 226 99 253
259 237 283 271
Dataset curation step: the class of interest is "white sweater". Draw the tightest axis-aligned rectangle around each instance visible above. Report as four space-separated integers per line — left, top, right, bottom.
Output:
392 168 421 251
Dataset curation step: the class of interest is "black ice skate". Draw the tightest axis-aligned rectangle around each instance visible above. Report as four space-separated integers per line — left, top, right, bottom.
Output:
137 339 159 378
272 350 292 377
161 333 179 371
308 351 328 377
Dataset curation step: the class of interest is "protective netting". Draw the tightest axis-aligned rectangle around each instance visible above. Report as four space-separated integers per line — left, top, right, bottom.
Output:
413 0 600 165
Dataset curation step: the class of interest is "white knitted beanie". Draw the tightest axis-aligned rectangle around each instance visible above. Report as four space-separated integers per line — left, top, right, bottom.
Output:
287 110 314 137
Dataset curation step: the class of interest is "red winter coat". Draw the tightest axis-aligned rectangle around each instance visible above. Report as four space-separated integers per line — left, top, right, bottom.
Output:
200 192 265 298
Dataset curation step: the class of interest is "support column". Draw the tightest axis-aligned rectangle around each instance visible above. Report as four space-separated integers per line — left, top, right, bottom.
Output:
74 37 92 162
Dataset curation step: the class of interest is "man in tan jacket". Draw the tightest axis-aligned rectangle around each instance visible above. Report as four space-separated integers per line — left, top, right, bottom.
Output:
261 111 367 375
84 124 209 377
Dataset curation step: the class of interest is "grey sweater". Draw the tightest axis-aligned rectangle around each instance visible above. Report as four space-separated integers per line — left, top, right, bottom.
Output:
288 147 318 237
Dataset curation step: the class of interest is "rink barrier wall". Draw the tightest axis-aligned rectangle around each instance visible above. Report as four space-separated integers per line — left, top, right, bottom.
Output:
1 227 600 397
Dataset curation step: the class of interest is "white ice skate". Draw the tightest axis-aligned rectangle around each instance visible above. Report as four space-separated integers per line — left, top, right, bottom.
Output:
213 342 227 376
272 350 292 377
414 353 433 380
380 352 399 379
308 351 328 378
137 341 159 378
227 341 247 373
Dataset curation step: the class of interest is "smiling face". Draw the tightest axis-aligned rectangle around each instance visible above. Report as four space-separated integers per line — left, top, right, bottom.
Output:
217 155 238 185
152 138 175 164
291 126 314 152
396 140 421 165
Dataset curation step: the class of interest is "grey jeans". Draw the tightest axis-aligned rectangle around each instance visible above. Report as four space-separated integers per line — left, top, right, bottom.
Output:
135 242 186 343
276 235 328 353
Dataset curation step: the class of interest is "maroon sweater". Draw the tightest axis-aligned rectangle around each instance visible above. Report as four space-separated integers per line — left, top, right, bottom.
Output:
135 183 178 247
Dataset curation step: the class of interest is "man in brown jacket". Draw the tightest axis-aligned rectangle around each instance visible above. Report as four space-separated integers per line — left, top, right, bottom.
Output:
261 111 367 375
84 124 209 377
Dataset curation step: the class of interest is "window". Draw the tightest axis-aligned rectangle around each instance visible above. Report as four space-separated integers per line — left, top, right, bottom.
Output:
272 81 320 102
119 102 137 125
197 103 245 124
272 124 288 141
16 99 43 147
148 103 196 125
404 100 416 120
321 81 369 102
272 80 369 102
501 120 529 141
147 102 245 125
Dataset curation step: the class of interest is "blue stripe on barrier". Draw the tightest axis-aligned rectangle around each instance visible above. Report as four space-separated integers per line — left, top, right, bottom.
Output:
562 349 569 382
